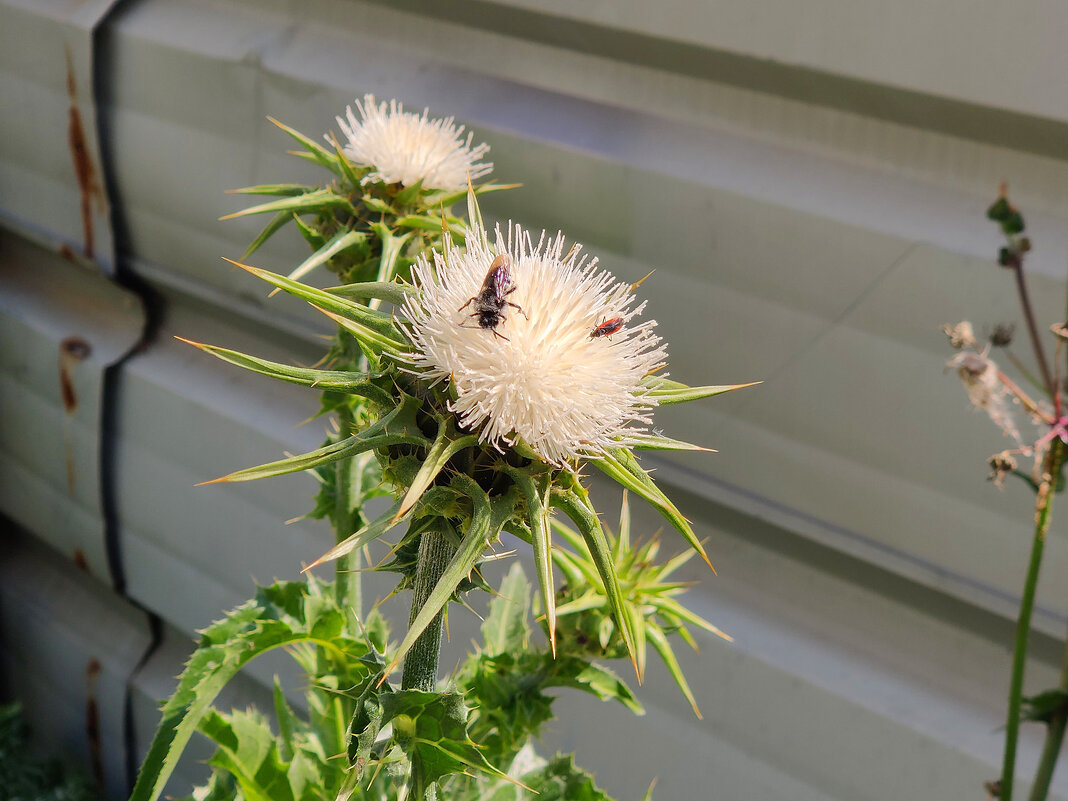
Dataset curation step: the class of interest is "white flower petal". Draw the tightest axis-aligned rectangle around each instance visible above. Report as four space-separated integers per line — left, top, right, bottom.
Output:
403 224 667 465
333 95 492 192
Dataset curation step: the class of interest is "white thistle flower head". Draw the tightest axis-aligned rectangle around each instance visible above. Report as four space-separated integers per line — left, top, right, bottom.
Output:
333 95 492 191
402 224 667 466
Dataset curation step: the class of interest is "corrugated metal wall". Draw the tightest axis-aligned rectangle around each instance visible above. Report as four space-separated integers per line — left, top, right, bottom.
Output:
4 1 1068 798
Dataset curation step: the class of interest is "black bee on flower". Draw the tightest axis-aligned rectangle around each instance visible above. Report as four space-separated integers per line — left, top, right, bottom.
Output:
458 253 527 340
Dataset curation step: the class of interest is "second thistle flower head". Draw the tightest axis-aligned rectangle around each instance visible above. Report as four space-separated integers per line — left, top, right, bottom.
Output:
334 94 492 191
402 224 667 465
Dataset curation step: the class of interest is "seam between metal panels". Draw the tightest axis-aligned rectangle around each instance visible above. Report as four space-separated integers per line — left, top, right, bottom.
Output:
91 2 171 792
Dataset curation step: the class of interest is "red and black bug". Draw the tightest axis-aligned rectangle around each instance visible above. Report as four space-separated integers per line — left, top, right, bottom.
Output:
458 254 527 340
590 316 624 340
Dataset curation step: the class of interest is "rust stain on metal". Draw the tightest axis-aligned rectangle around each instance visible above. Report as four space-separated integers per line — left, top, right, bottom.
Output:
72 548 89 572
85 658 104 790
59 336 91 493
59 336 91 414
58 243 76 261
65 46 103 261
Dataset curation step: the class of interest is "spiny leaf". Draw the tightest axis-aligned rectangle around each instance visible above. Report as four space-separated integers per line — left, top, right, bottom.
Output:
504 467 557 655
646 624 702 719
424 182 520 209
394 421 479 521
482 562 531 656
292 214 327 251
200 394 429 485
313 305 406 355
227 183 309 197
223 258 402 346
656 597 732 642
380 691 520 792
642 377 760 405
628 601 648 683
175 338 392 405
629 433 716 452
283 230 368 286
326 281 415 306
465 179 489 250
238 210 293 260
551 485 639 680
516 754 614 801
1021 689 1068 724
546 657 643 715
369 223 413 284
396 214 452 233
199 709 293 801
304 499 405 572
614 490 631 563
219 188 356 221
593 447 714 573
327 132 363 188
129 584 368 801
267 116 343 176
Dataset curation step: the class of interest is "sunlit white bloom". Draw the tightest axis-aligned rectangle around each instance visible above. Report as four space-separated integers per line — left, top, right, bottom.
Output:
333 95 492 191
402 224 667 465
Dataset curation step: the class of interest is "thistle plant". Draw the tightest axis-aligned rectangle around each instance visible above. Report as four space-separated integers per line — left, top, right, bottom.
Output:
943 187 1068 801
130 97 753 801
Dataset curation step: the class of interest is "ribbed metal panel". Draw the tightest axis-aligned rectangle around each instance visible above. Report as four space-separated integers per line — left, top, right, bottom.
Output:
0 0 118 271
0 234 143 581
3 0 1068 799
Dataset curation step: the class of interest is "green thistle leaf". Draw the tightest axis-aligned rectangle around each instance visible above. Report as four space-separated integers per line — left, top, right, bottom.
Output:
326 280 415 306
642 377 759 405
629 432 715 452
545 658 643 715
481 562 531 655
176 338 392 405
646 624 701 718
380 690 518 796
200 394 429 485
395 420 479 521
227 183 310 197
368 223 413 284
129 581 370 801
223 258 405 351
304 499 405 572
551 484 639 680
503 466 557 655
267 116 343 177
238 210 293 260
285 230 369 285
593 448 714 572
220 188 357 221
517 754 615 801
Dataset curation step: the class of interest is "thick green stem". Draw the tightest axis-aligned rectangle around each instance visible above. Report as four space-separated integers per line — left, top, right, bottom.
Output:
1002 442 1063 801
333 403 363 615
401 529 455 691
1028 626 1068 801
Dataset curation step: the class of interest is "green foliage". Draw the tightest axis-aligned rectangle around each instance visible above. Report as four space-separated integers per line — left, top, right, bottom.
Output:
0 704 99 801
157 562 667 801
1020 689 1068 725
129 579 378 801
